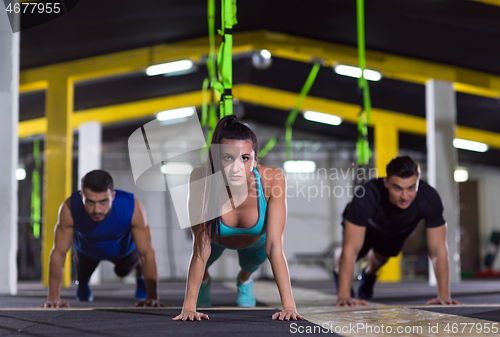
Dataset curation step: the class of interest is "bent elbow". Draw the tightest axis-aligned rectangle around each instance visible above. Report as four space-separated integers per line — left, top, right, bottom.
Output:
265 242 283 259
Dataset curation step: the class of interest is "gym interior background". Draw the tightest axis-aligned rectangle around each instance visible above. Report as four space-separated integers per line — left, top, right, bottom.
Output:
6 0 500 288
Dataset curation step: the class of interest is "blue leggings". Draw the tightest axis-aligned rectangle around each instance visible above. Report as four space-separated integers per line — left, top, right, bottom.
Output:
206 234 267 274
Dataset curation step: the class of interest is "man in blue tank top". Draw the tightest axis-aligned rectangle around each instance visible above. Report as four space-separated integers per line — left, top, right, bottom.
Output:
335 156 463 307
40 170 163 308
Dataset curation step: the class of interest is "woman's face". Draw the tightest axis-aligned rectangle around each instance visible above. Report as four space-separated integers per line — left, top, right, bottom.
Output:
220 138 256 188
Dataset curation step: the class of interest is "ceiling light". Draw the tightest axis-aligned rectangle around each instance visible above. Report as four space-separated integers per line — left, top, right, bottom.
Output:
16 168 26 180
251 49 273 70
454 168 468 182
304 111 342 126
160 162 194 175
156 107 196 121
260 49 271 59
146 60 194 76
453 138 488 152
284 160 316 173
334 64 382 81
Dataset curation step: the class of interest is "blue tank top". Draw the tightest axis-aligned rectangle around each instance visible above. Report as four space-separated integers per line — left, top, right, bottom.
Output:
218 168 267 237
70 189 136 260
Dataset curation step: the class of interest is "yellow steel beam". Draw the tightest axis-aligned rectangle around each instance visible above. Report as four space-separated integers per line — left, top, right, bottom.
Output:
373 120 401 282
456 126 500 149
470 0 500 6
72 91 204 126
19 81 48 93
19 118 47 138
367 121 403 282
19 31 500 99
233 31 500 98
374 120 399 177
42 76 73 288
18 84 500 150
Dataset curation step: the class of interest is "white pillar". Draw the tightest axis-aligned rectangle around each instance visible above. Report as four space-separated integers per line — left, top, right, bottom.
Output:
426 79 461 284
78 121 102 285
0 4 19 295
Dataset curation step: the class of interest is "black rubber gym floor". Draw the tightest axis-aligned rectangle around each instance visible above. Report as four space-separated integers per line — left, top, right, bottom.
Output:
2 279 500 336
0 309 331 337
0 281 336 337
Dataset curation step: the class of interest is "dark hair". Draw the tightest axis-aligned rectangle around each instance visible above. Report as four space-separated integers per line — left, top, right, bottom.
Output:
211 115 259 159
200 115 259 243
81 170 114 192
386 156 420 178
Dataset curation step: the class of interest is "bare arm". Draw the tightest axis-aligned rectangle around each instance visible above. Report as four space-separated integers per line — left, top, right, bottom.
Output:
336 220 368 306
173 224 212 321
264 169 303 321
426 224 463 305
40 199 74 308
174 168 211 321
131 198 164 307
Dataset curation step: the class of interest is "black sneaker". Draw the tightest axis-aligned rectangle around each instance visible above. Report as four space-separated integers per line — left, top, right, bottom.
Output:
357 268 377 299
333 270 355 298
76 281 93 302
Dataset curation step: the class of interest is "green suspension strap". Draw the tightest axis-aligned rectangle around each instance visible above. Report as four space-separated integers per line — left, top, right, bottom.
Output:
356 0 372 172
259 62 321 160
206 0 219 131
201 0 226 161
216 0 237 118
31 137 41 239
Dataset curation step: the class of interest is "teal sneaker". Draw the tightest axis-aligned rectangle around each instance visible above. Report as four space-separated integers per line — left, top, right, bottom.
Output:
236 276 256 308
76 281 93 302
135 277 147 301
197 277 211 308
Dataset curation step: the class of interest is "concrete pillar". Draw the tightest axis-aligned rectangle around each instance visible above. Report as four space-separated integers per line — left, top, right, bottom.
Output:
78 121 102 285
426 79 461 284
0 4 19 295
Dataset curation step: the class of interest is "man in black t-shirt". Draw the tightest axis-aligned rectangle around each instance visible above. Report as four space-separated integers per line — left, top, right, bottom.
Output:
335 156 463 306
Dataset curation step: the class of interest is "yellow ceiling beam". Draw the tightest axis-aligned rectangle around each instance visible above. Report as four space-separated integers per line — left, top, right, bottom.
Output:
18 84 500 150
72 91 204 126
234 84 427 135
19 80 48 93
470 0 500 6
20 31 500 99
18 91 204 138
236 31 500 98
19 118 47 138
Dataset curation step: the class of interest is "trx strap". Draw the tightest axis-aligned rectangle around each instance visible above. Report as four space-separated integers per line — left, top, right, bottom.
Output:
201 0 234 159
259 62 321 160
31 137 41 239
356 0 372 172
216 0 237 118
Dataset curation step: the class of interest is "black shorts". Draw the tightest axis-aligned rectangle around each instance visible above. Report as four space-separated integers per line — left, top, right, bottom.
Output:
356 229 413 260
73 249 141 282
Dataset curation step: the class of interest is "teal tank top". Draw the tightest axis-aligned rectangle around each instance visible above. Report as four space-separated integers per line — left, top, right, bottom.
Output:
218 168 267 237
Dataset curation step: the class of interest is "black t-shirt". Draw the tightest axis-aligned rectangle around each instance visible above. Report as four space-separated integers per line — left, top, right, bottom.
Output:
343 178 446 237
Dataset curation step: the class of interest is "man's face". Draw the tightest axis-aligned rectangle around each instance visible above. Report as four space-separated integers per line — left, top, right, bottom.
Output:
383 174 419 209
81 188 115 222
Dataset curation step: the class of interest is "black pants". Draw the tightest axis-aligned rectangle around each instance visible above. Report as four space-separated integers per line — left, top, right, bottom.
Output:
356 229 414 260
73 249 142 283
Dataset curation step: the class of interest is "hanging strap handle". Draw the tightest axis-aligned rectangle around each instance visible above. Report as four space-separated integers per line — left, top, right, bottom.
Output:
31 137 41 239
